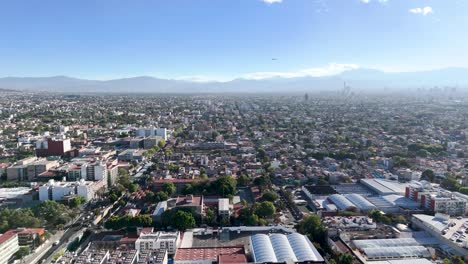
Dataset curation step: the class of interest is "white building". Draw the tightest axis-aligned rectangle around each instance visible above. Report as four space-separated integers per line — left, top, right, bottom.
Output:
39 179 105 201
136 127 168 140
218 198 232 217
0 230 19 264
135 231 180 255
250 233 324 263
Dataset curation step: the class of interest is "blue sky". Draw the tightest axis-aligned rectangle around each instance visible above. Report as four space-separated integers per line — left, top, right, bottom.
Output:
0 0 467 81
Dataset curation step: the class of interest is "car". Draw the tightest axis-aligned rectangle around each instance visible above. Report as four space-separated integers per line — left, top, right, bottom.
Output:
53 240 60 246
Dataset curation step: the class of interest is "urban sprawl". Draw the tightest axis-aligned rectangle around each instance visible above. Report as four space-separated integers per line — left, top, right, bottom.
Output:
0 91 467 264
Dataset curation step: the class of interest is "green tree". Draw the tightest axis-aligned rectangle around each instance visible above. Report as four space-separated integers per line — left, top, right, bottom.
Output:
34 200 74 228
172 210 196 231
237 174 251 186
212 176 237 197
162 182 176 196
158 139 166 149
205 208 215 225
15 246 30 260
336 253 354 264
255 201 276 218
451 256 465 264
295 214 326 247
0 208 42 233
421 169 435 182
118 168 132 188
261 191 278 202
459 187 468 195
69 197 86 208
128 183 138 193
441 174 461 191
155 191 169 202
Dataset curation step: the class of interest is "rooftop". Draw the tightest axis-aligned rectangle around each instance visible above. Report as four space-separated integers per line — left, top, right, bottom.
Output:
174 246 245 262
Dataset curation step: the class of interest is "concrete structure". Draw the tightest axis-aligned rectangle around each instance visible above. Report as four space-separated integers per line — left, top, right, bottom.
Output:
173 195 204 215
6 159 58 181
136 127 168 140
15 228 45 250
135 231 180 254
35 137 71 157
412 214 468 260
218 198 232 217
143 136 164 149
405 181 467 216
0 230 19 264
39 179 105 201
152 201 168 223
118 149 145 162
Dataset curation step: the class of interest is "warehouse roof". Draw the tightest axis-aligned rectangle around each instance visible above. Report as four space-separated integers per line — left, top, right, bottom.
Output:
250 233 324 263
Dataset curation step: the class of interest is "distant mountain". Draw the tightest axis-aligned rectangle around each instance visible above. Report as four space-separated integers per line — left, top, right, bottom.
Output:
0 67 467 93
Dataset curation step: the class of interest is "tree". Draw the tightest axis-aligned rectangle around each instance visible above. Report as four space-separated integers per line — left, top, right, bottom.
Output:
261 191 278 202
0 208 42 233
128 183 138 193
421 169 435 182
158 139 166 149
69 197 86 208
237 174 251 186
441 174 461 191
118 168 132 188
451 256 465 264
33 200 74 228
255 201 276 218
205 208 215 225
172 210 196 231
295 214 326 246
459 187 468 195
212 176 237 197
155 191 169 202
336 253 354 264
182 184 193 195
162 182 176 196
15 246 30 260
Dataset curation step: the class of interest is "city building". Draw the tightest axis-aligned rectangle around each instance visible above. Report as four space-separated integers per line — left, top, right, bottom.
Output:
0 230 19 264
412 214 468 259
35 137 72 157
218 198 232 217
250 233 324 263
15 228 45 250
174 246 246 264
351 238 431 261
118 149 146 162
405 181 467 216
135 230 180 255
39 179 105 201
137 127 168 140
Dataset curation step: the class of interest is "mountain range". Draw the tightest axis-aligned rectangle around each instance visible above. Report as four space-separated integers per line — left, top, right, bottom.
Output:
1 68 467 93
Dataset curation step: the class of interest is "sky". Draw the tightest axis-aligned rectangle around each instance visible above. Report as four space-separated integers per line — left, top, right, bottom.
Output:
0 0 467 81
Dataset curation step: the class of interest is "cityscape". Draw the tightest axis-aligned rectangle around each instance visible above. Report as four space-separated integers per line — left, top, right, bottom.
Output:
1 1 468 264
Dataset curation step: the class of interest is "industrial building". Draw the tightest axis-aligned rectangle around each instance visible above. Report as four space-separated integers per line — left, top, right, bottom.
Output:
351 238 431 261
250 233 324 263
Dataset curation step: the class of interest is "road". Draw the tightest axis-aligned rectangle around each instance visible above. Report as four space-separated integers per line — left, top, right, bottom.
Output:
22 230 64 264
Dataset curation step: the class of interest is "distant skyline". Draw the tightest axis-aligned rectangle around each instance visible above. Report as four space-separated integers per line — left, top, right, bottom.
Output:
1 0 467 81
